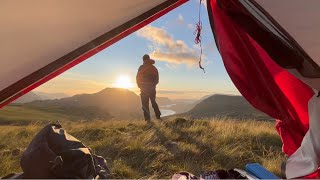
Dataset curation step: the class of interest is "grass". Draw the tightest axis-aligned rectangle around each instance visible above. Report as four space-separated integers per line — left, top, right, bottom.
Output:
0 117 285 178
0 105 75 125
0 105 113 125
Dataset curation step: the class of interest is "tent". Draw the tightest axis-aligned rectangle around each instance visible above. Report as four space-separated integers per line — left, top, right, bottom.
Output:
1 0 320 178
0 0 187 106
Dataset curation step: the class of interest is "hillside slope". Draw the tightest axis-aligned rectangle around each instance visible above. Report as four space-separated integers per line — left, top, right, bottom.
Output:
181 94 271 120
0 118 284 178
12 91 69 104
0 105 113 125
12 92 43 103
34 91 69 100
25 88 142 119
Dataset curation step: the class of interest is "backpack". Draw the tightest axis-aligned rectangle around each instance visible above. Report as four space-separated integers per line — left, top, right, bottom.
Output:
20 123 110 179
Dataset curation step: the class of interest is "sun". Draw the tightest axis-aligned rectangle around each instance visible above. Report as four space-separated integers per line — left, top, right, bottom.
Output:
113 75 134 89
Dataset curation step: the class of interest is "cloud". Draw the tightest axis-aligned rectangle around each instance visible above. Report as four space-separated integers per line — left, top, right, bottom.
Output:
204 60 213 65
35 77 107 95
165 63 178 70
194 0 207 8
187 23 195 30
136 25 202 67
176 14 185 25
202 0 207 8
172 13 196 32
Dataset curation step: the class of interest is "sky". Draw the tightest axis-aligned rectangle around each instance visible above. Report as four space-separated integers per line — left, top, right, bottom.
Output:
35 0 239 100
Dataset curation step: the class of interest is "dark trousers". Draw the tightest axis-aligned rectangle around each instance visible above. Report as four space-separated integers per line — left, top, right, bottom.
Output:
140 89 161 121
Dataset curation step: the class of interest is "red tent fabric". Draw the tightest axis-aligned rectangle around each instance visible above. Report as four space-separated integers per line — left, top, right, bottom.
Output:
207 0 314 156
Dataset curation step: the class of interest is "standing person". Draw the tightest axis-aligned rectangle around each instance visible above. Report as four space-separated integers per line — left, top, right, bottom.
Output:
136 54 161 121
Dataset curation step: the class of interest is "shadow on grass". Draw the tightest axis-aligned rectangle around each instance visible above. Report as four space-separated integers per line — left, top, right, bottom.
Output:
164 118 283 171
72 118 282 178
164 118 236 169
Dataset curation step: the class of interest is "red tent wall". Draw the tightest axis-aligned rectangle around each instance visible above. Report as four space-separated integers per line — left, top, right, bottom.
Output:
207 0 314 156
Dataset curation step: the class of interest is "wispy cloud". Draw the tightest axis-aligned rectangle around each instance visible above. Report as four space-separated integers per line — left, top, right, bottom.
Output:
194 0 207 8
165 63 179 70
202 0 207 8
157 90 213 100
176 14 185 25
35 77 108 95
136 25 201 67
187 23 195 30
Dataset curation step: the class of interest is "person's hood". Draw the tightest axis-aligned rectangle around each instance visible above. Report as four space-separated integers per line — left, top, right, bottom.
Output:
143 59 155 65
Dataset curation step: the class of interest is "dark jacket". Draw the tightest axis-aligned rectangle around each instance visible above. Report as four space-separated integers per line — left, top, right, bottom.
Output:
136 60 159 90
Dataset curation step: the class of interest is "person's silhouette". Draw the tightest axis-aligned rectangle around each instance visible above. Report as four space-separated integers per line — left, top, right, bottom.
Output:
136 54 161 121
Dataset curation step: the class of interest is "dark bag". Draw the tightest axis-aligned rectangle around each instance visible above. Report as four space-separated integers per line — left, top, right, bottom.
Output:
20 123 110 179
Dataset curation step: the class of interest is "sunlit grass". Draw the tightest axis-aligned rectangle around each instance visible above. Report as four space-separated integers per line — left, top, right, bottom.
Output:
0 118 285 178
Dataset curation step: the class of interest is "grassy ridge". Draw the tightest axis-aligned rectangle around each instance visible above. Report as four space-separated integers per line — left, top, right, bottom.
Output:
0 105 112 125
0 105 73 125
0 118 285 178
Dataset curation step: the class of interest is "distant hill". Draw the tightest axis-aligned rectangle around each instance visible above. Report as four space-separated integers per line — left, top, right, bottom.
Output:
162 96 215 114
180 94 272 120
12 91 69 104
11 90 274 121
25 88 142 120
174 99 197 104
13 92 43 103
156 97 173 106
34 91 69 100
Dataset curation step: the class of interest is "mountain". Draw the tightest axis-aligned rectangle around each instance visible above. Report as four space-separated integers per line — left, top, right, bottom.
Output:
34 91 69 100
156 97 173 106
13 92 43 103
25 88 142 120
180 94 272 120
174 99 197 104
155 97 198 114
11 90 272 121
161 96 213 114
12 91 69 104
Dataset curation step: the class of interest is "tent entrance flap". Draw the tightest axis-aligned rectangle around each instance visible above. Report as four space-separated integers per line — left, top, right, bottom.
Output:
0 0 187 108
207 0 320 178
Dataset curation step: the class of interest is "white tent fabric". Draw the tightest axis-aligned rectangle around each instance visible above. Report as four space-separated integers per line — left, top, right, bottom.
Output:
0 0 167 94
240 0 320 90
285 91 320 178
256 0 320 67
288 69 320 91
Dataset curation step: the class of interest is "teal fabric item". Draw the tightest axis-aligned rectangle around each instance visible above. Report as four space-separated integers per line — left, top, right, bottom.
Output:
246 163 279 179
